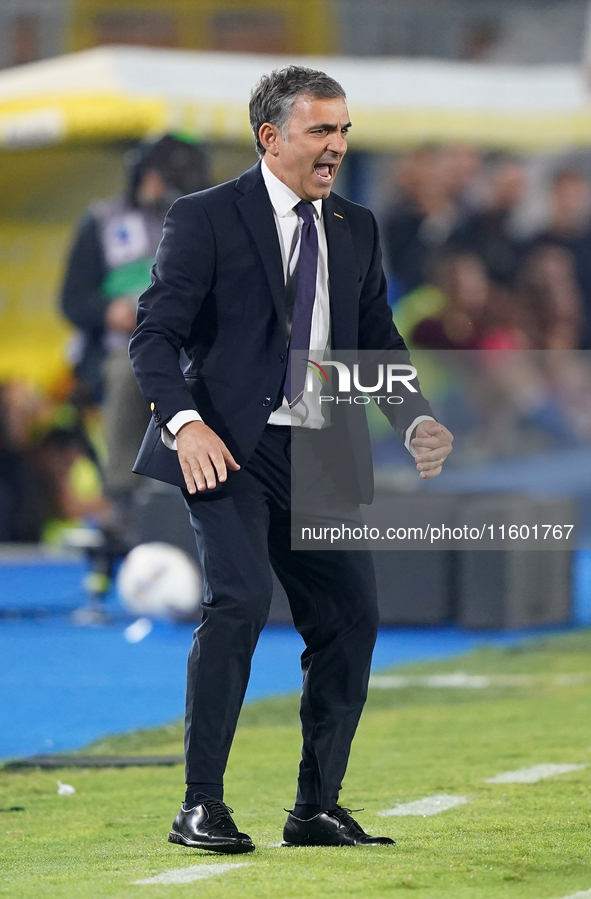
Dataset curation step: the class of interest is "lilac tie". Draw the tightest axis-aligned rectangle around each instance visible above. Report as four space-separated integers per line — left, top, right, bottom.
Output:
284 201 318 407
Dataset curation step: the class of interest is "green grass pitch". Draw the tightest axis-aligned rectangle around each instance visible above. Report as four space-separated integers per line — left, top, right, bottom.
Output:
2 631 591 899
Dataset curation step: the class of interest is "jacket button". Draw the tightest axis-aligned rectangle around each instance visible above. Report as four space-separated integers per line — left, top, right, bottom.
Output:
262 397 272 407
278 353 285 362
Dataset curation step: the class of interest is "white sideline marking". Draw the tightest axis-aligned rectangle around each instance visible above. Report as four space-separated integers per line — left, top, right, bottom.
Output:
486 763 586 784
557 890 591 899
133 862 249 885
369 672 591 689
56 780 75 795
370 673 490 688
378 794 468 817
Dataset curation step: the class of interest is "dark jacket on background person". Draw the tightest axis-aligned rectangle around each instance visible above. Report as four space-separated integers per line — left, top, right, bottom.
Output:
60 199 165 399
448 209 524 288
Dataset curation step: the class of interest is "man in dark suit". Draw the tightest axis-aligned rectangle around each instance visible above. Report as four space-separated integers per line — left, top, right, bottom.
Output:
130 66 453 853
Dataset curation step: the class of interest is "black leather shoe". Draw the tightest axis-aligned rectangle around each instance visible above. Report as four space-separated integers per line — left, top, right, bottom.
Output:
168 799 255 854
282 806 395 847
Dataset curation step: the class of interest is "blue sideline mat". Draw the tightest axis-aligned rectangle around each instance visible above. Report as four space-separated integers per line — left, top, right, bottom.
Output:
0 553 590 760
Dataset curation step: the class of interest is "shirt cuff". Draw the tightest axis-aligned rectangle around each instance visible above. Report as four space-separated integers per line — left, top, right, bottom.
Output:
404 415 436 457
161 410 202 450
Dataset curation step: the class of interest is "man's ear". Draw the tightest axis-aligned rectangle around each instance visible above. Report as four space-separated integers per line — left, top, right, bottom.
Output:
259 122 281 157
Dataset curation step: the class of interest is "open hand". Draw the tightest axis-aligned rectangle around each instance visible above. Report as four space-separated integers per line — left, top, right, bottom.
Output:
177 421 240 494
411 421 453 479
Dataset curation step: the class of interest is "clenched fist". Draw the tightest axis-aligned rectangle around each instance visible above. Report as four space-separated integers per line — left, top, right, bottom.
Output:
411 421 453 479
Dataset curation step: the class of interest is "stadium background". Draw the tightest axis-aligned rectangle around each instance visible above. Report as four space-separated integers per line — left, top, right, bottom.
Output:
3 4 591 897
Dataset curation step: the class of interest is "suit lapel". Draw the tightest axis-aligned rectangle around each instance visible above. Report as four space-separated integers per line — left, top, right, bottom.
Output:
236 165 287 337
235 167 359 348
323 195 359 349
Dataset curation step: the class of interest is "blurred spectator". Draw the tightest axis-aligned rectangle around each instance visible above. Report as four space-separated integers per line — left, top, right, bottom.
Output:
33 427 108 544
529 168 591 347
516 244 582 350
60 133 210 533
537 169 591 243
475 247 586 455
411 252 489 349
0 383 44 542
409 250 524 350
410 243 582 353
383 145 480 297
448 155 528 287
0 382 108 543
439 144 481 214
382 147 591 462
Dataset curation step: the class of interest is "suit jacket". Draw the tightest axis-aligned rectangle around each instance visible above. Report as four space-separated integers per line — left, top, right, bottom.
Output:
129 162 433 503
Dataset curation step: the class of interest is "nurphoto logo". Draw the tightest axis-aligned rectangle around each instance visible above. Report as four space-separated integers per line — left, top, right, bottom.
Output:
304 359 417 405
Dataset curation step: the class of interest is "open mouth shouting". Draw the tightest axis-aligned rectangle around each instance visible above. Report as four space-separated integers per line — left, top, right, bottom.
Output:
313 160 338 187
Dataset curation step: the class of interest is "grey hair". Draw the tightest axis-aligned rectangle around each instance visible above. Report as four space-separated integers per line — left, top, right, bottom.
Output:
249 65 346 159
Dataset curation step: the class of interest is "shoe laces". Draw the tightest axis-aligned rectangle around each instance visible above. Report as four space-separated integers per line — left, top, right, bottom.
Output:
202 799 235 826
330 805 364 825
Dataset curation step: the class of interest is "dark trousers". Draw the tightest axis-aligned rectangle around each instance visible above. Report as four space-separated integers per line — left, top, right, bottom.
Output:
183 425 379 810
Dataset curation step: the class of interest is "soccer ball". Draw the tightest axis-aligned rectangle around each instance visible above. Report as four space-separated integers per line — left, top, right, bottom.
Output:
117 542 202 620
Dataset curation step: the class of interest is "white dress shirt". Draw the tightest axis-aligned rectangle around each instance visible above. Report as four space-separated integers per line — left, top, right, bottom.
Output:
262 160 330 429
163 158 432 453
